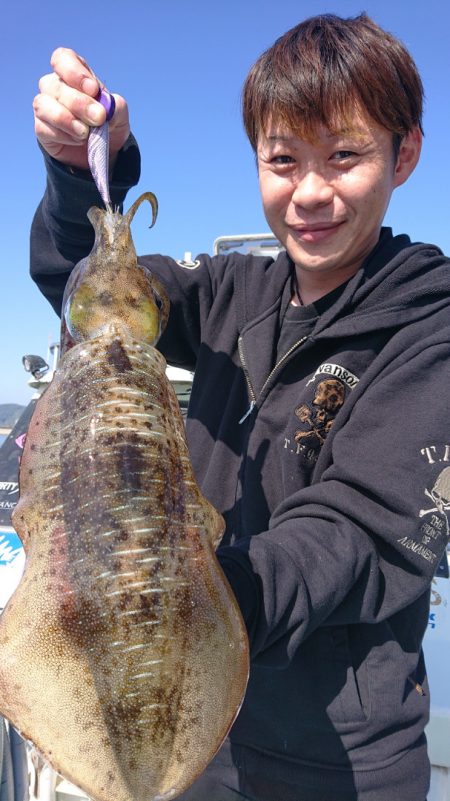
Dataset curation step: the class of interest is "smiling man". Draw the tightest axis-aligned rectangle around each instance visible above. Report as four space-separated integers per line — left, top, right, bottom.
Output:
256 118 421 304
30 12 450 801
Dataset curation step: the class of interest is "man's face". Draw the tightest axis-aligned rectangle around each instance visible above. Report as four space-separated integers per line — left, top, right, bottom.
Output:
257 113 420 293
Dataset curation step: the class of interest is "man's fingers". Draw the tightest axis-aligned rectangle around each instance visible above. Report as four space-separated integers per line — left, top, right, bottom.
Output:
35 117 89 150
49 47 99 96
35 76 106 128
34 93 89 142
35 47 130 167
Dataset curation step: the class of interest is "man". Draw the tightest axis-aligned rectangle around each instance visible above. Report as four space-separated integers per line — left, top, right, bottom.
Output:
31 13 450 801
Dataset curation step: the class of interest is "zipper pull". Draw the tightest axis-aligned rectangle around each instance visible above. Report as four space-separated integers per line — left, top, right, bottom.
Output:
239 401 255 425
407 676 426 696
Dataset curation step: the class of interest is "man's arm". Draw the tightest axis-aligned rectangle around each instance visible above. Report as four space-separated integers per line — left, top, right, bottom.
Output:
218 326 450 664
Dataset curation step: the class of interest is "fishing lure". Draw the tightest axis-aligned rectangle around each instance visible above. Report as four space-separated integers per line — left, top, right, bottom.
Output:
87 87 116 211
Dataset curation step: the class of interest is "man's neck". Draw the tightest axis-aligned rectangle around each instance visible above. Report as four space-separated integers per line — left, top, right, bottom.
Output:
293 264 361 306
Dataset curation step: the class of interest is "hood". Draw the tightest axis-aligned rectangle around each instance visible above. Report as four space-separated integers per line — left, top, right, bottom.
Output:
312 228 450 339
242 228 450 341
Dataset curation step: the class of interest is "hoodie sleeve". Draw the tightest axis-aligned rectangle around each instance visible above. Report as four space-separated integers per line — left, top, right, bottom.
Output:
218 324 450 664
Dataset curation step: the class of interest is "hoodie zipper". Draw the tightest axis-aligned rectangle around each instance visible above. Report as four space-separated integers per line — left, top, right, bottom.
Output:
238 337 257 423
238 334 308 424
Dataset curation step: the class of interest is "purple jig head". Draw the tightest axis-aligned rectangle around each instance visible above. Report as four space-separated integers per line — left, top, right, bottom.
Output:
97 88 116 121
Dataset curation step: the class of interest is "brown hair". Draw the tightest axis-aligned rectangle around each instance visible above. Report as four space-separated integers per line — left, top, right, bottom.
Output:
242 13 424 154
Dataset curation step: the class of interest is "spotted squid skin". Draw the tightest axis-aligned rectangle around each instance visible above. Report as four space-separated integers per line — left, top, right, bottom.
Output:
0 247 249 798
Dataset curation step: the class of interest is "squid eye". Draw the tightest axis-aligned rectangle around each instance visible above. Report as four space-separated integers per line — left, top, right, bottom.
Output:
64 285 95 340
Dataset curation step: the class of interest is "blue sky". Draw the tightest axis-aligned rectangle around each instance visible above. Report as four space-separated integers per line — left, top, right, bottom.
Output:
2 0 449 405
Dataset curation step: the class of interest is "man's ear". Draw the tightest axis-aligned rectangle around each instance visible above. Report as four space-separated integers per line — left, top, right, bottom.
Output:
394 127 422 188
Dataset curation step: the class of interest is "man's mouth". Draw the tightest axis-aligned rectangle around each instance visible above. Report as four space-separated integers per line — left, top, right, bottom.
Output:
289 221 344 243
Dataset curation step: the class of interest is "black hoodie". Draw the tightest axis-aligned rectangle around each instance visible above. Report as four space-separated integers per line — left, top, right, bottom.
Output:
30 141 450 801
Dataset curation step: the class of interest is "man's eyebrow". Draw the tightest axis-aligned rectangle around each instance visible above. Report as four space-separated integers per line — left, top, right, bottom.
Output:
265 134 294 142
262 128 372 147
265 129 368 141
326 127 369 140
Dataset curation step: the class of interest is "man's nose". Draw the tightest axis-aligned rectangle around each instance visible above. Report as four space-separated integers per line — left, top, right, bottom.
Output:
291 170 334 209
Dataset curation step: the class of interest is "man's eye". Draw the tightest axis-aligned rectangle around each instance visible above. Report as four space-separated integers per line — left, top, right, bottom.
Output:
272 155 294 165
331 150 357 161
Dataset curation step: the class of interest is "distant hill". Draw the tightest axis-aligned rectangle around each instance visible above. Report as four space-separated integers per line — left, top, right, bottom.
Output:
0 404 25 428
